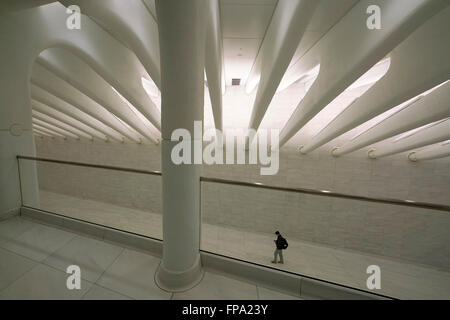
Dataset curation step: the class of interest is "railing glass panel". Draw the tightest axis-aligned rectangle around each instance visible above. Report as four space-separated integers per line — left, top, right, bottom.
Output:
18 157 162 240
200 178 450 300
17 156 450 299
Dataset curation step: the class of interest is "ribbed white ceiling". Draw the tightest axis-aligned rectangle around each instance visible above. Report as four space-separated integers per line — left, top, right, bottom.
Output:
13 0 449 161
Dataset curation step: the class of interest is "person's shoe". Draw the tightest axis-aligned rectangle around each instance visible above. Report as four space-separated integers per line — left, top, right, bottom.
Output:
271 260 277 263
279 261 284 264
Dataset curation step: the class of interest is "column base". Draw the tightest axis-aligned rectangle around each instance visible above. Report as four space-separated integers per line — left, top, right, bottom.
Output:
155 254 203 292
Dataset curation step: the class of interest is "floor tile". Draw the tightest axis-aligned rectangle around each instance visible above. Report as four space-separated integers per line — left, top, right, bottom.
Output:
0 217 36 246
0 223 76 262
0 264 92 300
0 247 37 291
43 235 123 282
82 284 132 300
173 272 258 300
7 192 450 300
257 286 301 300
97 249 170 300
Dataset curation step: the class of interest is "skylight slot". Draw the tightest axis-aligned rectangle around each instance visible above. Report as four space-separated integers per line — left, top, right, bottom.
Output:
276 64 320 94
141 77 161 111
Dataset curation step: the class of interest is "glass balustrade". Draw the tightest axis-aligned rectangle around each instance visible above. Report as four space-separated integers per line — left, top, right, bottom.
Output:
17 156 450 299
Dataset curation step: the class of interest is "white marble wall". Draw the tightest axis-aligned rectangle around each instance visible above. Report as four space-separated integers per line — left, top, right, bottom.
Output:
34 138 450 268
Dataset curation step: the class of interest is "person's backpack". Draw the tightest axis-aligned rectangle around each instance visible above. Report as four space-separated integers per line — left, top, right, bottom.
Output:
282 237 288 249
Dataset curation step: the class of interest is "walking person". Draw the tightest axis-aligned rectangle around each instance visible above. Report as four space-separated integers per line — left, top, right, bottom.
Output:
272 231 288 264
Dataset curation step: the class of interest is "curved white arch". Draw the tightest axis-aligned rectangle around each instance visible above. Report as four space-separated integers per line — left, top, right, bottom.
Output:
60 0 161 90
37 48 159 143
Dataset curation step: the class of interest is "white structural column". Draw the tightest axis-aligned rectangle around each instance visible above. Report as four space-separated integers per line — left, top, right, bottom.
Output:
332 81 450 156
409 143 450 161
155 0 205 291
368 119 450 159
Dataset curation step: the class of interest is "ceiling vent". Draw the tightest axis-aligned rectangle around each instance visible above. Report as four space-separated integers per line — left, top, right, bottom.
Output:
232 78 241 86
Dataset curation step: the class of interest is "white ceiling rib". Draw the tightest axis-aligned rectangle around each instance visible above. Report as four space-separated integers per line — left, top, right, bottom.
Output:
31 99 107 142
409 143 450 161
31 63 143 143
31 84 121 142
279 0 448 147
247 0 320 133
37 48 159 143
33 123 66 139
369 119 450 159
32 109 93 140
332 81 450 157
302 6 450 155
205 0 225 131
32 117 80 139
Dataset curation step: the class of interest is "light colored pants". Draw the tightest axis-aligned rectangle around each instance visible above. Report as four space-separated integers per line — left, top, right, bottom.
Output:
274 249 283 263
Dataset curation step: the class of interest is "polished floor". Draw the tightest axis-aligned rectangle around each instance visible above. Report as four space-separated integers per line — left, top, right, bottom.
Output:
0 216 299 300
30 190 450 299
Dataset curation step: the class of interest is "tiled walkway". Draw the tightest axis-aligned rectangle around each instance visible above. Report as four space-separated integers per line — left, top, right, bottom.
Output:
32 190 450 299
0 216 299 300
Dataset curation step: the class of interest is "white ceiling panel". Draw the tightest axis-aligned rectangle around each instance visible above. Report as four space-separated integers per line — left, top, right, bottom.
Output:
223 38 261 85
288 0 358 68
306 0 359 32
220 0 277 7
221 3 275 38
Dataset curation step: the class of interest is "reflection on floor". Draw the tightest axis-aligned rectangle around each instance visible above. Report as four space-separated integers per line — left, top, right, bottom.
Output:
0 216 298 300
29 190 450 299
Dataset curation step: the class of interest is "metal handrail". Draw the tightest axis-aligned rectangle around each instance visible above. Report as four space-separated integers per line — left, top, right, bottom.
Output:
17 155 162 176
17 155 450 212
200 177 450 212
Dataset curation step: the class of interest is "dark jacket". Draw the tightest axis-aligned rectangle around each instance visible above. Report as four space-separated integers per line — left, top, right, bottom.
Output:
275 235 288 250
